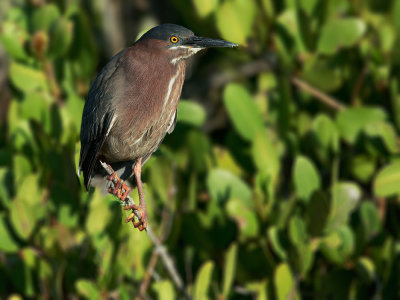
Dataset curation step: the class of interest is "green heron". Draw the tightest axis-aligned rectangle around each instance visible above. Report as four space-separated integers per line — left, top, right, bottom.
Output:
78 24 237 231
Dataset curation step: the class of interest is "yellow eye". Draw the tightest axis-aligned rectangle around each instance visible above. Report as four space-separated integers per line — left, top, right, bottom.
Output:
170 36 179 43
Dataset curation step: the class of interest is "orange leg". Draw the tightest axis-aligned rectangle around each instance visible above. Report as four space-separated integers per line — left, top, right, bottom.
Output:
125 158 147 231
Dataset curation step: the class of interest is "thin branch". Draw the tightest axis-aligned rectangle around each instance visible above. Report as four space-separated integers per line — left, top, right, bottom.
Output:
291 76 346 111
100 161 191 300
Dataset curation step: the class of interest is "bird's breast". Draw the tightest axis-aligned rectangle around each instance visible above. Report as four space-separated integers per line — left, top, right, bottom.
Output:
100 59 185 162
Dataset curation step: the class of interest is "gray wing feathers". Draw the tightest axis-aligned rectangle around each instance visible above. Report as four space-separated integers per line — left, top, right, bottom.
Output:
78 49 126 190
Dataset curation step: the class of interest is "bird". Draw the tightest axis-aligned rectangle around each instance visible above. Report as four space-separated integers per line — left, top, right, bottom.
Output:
78 24 237 231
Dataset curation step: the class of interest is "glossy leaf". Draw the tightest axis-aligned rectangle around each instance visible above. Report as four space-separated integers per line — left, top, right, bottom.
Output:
326 182 361 232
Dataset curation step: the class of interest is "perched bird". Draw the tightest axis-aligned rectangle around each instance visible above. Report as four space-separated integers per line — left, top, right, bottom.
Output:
78 24 237 230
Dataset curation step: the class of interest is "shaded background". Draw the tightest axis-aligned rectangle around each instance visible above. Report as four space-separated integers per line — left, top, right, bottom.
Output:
1 0 400 299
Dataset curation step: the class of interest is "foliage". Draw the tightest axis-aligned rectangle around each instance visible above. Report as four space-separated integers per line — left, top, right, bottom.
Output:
1 0 400 299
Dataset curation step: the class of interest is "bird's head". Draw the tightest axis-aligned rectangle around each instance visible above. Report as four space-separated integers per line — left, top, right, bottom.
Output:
137 24 237 64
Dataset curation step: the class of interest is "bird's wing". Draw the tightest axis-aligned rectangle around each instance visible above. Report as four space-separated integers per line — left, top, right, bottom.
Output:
78 49 125 190
167 110 177 134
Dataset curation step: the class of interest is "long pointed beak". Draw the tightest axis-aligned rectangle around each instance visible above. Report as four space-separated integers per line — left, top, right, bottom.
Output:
183 36 238 48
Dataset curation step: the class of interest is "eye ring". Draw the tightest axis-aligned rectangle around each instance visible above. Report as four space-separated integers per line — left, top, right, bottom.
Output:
170 36 179 43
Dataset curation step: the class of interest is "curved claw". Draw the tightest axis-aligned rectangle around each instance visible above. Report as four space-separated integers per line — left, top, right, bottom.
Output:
107 172 131 201
124 204 147 231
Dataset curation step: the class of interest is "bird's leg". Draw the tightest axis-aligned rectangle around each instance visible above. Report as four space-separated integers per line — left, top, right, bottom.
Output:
125 157 147 231
103 163 131 201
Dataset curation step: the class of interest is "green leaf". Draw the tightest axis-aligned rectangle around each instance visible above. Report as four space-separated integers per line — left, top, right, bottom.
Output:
76 279 101 299
312 114 339 152
326 182 361 232
10 174 44 240
306 191 330 236
364 121 399 154
0 215 19 253
20 93 50 123
360 202 381 241
32 4 61 31
274 263 298 300
13 154 32 186
321 225 355 264
246 280 268 300
193 0 219 17
222 243 238 298
207 168 252 203
374 162 400 197
303 59 342 92
293 156 320 202
356 257 375 282
153 280 175 300
226 198 259 239
223 83 264 141
336 107 386 144
268 227 287 260
48 18 74 57
350 155 376 183
289 216 308 246
177 100 206 127
0 21 29 60
86 191 111 236
216 0 256 45
193 261 214 300
9 62 47 93
222 243 238 299
252 130 280 183
317 18 366 54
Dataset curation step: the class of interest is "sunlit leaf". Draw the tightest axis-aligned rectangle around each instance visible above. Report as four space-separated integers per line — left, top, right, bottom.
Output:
252 130 280 184
274 263 298 300
216 0 256 45
9 62 47 93
76 279 100 299
192 0 219 18
326 182 361 232
226 198 259 239
374 162 400 197
268 227 287 260
153 280 175 300
193 261 214 300
222 243 238 298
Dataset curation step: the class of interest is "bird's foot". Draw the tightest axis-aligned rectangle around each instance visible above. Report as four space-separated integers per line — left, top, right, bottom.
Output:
124 204 147 231
107 172 131 201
